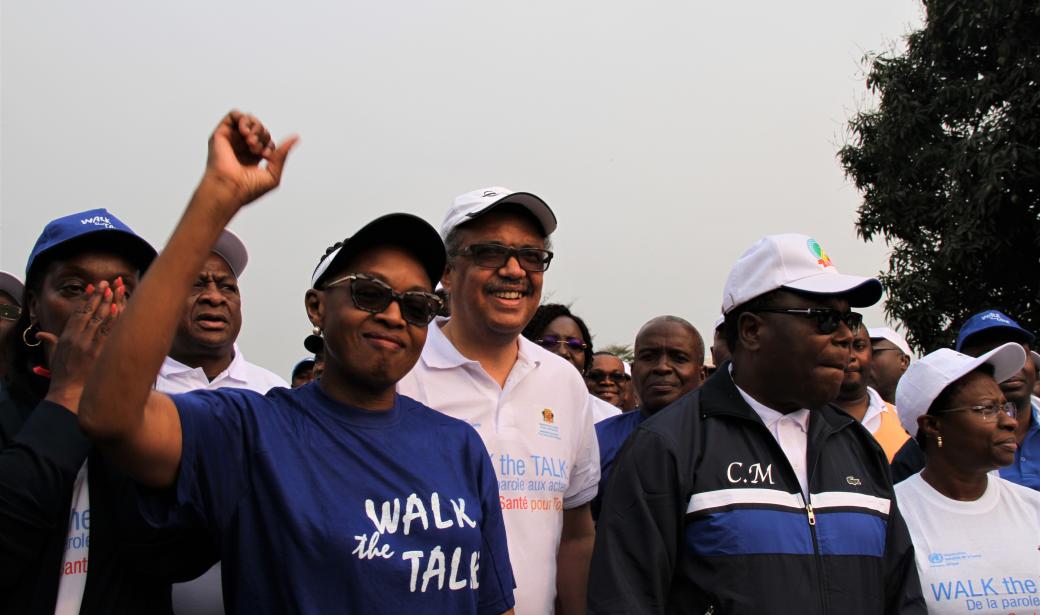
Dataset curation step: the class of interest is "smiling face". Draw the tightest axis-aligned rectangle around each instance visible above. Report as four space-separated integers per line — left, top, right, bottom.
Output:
28 251 139 348
586 354 626 407
169 253 242 360
922 370 1019 472
632 319 705 413
443 209 545 344
307 244 430 394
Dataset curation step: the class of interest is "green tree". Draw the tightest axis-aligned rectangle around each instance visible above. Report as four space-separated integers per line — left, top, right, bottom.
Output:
599 343 634 363
840 0 1040 353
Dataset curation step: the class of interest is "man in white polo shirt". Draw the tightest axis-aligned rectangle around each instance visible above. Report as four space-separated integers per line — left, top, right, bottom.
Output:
156 229 287 615
398 187 600 615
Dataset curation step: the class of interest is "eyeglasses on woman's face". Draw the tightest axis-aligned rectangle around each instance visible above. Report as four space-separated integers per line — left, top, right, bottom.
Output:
535 335 587 352
324 273 443 327
934 400 1018 423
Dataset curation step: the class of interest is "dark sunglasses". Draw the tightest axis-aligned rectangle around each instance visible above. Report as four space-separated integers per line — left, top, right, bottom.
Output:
325 273 443 327
586 370 625 384
754 307 863 335
0 304 20 322
536 335 588 352
455 243 554 273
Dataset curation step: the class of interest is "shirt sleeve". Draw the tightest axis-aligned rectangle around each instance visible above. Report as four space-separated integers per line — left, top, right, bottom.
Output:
474 433 516 615
137 389 259 535
588 427 683 614
882 497 928 614
563 393 601 509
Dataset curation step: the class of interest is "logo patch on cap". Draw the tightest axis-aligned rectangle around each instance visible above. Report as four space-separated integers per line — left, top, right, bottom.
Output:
80 215 115 229
981 312 1011 323
807 238 833 268
482 191 498 198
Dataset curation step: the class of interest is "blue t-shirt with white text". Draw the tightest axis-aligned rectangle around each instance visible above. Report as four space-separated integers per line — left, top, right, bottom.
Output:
139 383 515 615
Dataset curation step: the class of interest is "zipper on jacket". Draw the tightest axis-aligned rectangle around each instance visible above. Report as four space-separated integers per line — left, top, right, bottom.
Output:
805 502 816 526
703 606 715 615
805 450 829 615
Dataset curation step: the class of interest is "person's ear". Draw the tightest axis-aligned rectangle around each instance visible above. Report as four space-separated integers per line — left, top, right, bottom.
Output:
737 312 765 353
899 353 911 371
305 289 324 329
918 414 941 442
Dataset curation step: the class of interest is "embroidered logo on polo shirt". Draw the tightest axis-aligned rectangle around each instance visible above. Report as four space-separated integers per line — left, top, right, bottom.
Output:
807 238 833 268
846 476 862 486
538 408 560 440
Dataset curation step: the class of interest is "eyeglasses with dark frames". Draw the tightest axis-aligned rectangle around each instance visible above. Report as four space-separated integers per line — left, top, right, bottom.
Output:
324 273 443 327
454 243 554 273
933 401 1018 422
753 307 863 335
0 304 20 322
536 335 588 352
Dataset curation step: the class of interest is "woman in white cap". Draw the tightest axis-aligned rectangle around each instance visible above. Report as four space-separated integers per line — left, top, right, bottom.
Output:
77 111 515 614
894 343 1040 615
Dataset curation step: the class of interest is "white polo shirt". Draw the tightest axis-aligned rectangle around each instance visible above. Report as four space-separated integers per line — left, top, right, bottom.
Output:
156 343 288 395
590 394 622 422
155 343 286 615
398 320 600 615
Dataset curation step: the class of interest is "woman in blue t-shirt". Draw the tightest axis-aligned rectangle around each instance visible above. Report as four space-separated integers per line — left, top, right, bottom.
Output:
77 111 516 615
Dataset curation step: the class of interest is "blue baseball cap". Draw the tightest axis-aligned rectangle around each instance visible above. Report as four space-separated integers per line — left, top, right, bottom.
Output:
955 309 1035 351
26 208 156 282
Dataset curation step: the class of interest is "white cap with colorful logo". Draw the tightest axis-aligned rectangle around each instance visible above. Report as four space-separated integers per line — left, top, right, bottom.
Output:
721 233 883 314
895 343 1025 437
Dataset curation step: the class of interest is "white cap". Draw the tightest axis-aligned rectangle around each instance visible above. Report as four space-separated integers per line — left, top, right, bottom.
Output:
721 234 882 314
440 186 557 239
623 361 632 377
868 327 912 357
0 271 24 305
713 314 725 330
895 343 1025 437
213 229 248 278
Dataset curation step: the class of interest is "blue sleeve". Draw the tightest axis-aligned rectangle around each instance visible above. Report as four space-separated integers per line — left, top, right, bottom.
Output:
138 389 260 535
474 433 516 615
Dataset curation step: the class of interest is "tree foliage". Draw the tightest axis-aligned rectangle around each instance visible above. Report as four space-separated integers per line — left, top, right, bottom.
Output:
840 0 1040 352
599 343 634 363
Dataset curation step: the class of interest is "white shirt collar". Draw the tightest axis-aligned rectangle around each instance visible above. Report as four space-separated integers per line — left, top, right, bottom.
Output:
159 343 247 383
728 364 810 432
421 318 540 371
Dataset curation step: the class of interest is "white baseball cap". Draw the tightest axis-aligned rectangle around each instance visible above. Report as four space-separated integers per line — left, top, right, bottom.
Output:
713 314 725 330
213 229 248 278
868 327 912 357
0 271 24 305
721 233 882 314
440 186 557 239
895 343 1025 437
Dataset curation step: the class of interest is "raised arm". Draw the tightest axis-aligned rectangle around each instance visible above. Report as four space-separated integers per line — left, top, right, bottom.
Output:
78 111 297 487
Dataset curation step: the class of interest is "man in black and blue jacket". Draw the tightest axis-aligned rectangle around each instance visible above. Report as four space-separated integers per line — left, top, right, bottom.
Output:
589 234 926 615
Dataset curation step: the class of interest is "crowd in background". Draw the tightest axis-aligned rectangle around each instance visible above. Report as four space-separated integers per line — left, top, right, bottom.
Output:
1 111 1038 615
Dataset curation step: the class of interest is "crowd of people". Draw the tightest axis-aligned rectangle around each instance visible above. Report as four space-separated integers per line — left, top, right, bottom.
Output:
0 111 1038 615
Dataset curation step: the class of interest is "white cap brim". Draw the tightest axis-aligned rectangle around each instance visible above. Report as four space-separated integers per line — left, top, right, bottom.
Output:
213 229 248 278
0 271 24 304
896 342 1026 437
868 326 912 357
782 273 883 308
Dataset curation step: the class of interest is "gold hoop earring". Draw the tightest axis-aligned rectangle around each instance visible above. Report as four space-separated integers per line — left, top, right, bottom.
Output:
22 324 42 348
937 435 943 449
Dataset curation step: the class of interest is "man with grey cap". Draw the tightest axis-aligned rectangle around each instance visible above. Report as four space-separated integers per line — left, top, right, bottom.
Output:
156 229 286 615
589 234 924 614
398 186 600 615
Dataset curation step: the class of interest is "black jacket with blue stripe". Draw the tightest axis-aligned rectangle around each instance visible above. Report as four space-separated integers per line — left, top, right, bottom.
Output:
588 367 926 615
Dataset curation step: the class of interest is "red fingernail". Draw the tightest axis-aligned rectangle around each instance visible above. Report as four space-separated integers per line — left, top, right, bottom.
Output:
111 304 118 315
105 288 113 299
115 276 124 287
86 284 95 294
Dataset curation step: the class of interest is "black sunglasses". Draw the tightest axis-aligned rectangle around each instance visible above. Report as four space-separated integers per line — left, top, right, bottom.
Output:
586 370 625 384
0 304 20 322
754 307 863 335
536 335 587 352
325 273 443 327
455 243 554 273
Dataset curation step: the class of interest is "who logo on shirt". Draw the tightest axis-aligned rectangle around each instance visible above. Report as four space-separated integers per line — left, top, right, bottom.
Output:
538 408 560 440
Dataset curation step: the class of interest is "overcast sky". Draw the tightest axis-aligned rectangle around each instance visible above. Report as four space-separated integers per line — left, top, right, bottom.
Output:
2 1 926 377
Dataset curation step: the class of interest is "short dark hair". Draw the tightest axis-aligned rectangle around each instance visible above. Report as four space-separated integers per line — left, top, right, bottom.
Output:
636 315 705 365
444 204 553 261
522 303 594 370
723 289 785 350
